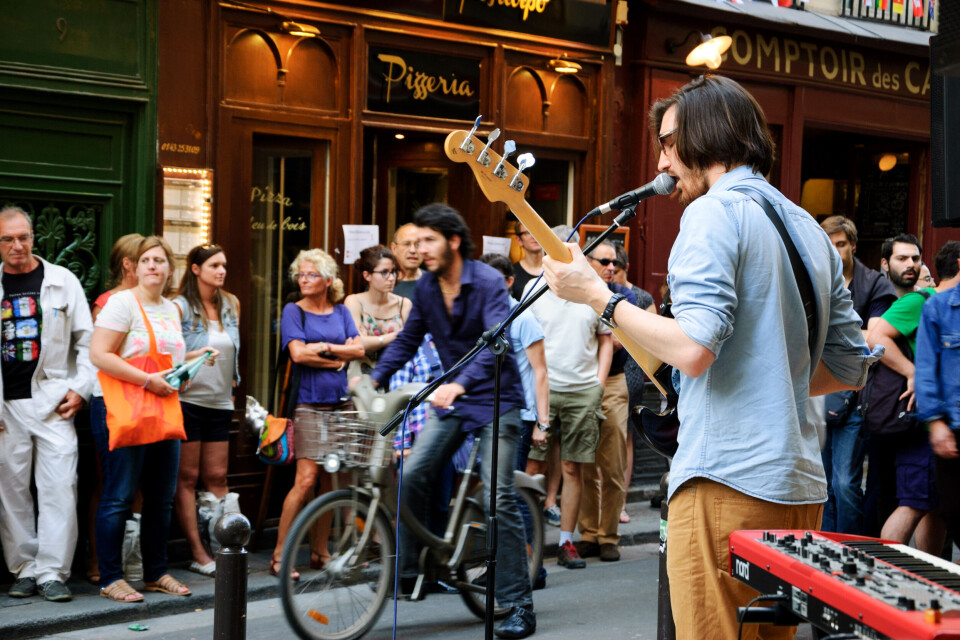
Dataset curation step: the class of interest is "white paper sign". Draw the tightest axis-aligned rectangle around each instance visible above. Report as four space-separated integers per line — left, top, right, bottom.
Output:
342 225 380 264
482 236 512 257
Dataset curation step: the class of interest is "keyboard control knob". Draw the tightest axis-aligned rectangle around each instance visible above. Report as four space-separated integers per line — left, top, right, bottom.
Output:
855 576 866 586
898 596 916 611
843 561 857 575
864 556 875 568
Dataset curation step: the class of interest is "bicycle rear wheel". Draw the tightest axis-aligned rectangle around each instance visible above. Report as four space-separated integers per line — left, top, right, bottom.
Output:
457 487 544 620
280 490 395 640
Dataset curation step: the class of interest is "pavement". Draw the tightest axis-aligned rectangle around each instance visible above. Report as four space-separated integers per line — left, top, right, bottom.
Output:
0 484 665 639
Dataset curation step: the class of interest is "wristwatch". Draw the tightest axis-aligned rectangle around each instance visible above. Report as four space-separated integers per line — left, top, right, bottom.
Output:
536 421 550 432
600 293 627 329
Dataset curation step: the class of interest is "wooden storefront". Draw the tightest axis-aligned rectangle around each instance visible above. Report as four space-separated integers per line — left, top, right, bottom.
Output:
617 2 959 300
157 0 619 536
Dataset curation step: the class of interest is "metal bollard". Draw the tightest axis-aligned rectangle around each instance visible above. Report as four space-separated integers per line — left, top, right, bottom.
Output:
214 512 251 640
657 471 676 640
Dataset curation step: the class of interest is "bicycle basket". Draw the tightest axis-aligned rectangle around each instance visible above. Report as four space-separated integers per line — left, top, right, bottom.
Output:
293 408 390 469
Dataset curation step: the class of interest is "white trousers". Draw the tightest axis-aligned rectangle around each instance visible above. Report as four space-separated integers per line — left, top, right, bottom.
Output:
0 398 78 583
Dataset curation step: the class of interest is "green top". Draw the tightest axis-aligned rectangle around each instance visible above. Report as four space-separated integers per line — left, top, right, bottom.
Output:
880 287 936 354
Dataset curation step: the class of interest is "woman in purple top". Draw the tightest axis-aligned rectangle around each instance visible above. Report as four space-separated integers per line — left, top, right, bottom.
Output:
270 249 364 580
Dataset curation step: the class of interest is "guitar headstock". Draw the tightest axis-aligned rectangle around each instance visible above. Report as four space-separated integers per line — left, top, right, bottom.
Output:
444 129 531 213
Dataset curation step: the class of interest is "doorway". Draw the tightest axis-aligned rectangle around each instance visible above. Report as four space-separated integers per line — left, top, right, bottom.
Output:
800 128 922 269
247 135 329 410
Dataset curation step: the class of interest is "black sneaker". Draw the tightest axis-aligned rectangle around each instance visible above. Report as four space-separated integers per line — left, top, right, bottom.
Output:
8 577 37 598
495 606 536 639
557 540 586 569
38 580 73 602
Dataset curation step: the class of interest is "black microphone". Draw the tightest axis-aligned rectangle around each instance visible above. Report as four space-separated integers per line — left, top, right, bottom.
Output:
587 173 676 217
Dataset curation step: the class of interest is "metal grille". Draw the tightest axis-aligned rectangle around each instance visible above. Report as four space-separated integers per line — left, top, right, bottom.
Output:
294 408 391 469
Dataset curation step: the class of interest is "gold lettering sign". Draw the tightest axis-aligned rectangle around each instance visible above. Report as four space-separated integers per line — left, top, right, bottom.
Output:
712 26 930 98
249 216 307 232
377 54 476 103
473 0 552 21
250 186 293 207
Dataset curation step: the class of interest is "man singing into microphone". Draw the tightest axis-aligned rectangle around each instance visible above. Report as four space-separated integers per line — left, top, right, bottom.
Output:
540 75 879 639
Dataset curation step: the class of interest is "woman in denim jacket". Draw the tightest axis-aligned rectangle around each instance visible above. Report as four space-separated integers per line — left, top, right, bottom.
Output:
172 244 241 577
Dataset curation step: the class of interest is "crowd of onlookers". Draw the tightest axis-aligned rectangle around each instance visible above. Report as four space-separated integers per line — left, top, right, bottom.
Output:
817 216 960 560
1 199 958 610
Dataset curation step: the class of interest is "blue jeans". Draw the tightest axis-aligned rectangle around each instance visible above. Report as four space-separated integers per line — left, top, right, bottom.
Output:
400 407 532 609
91 397 181 587
820 408 865 534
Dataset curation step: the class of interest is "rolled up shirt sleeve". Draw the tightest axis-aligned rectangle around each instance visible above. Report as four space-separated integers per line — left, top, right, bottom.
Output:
667 199 738 356
820 248 882 387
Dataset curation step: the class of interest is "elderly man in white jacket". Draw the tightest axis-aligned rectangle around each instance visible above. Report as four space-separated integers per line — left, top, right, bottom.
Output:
0 206 95 602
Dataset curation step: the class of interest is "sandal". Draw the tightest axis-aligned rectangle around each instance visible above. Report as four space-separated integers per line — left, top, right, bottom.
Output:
310 552 331 570
619 508 631 524
143 574 192 596
188 560 216 577
270 556 300 581
86 570 101 585
100 579 144 603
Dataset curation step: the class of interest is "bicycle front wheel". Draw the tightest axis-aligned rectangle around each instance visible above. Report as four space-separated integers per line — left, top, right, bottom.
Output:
280 490 395 640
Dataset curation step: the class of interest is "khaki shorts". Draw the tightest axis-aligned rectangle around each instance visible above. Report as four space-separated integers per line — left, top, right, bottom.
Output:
528 385 604 464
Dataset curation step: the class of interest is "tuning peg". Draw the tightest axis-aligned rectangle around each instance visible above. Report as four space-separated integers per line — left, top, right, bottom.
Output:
460 115 483 153
510 152 536 190
493 140 516 179
478 128 500 167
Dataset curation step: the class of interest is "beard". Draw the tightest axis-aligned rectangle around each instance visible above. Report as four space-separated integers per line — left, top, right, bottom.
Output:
890 266 918 289
427 244 456 277
677 168 711 207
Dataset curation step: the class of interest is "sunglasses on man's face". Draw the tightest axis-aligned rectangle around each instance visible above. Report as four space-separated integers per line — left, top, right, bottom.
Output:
590 257 624 269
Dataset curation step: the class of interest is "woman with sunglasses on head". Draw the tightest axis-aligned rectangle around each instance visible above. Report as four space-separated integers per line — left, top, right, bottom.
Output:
271 249 364 579
343 245 411 374
172 244 240 578
89 236 215 603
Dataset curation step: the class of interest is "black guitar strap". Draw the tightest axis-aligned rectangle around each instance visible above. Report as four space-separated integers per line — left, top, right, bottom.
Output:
732 187 819 363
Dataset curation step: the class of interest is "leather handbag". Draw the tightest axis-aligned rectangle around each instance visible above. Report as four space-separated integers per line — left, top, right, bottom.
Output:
97 296 186 451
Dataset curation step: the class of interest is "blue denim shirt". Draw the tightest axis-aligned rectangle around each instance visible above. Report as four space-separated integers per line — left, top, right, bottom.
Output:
372 259 524 432
667 167 880 504
915 286 960 430
174 295 241 384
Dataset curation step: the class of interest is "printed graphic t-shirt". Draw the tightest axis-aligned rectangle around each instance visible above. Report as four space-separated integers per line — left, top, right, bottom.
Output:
2 262 44 400
93 289 186 397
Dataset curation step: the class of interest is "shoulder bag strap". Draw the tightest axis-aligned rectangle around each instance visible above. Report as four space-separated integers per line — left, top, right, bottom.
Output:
132 294 160 357
731 187 819 361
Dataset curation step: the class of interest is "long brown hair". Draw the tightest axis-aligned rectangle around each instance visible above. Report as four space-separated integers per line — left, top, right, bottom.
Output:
649 75 775 177
177 243 236 327
106 233 145 288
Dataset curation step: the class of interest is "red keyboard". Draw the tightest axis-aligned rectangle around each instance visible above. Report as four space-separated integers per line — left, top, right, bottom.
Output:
729 530 960 639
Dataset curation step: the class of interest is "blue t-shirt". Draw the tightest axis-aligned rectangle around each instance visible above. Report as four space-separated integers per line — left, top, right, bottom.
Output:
280 302 359 404
508 298 545 423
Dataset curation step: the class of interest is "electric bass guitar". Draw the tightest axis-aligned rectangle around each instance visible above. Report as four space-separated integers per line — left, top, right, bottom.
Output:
444 125 680 457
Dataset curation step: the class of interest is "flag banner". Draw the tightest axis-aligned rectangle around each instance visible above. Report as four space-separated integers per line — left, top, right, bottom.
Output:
912 0 923 17
893 0 905 13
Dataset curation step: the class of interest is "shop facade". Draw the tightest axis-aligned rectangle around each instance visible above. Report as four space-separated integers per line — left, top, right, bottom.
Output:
156 0 619 527
618 1 958 298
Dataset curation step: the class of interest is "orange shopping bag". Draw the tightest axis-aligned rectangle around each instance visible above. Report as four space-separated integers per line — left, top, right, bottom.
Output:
97 296 185 450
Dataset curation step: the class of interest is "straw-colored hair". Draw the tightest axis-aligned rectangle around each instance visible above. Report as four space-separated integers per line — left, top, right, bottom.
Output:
289 248 344 304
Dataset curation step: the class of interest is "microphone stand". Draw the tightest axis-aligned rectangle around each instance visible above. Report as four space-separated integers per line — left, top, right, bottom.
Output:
377 205 638 638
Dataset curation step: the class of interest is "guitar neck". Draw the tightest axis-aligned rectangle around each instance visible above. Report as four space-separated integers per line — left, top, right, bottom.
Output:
511 199 571 263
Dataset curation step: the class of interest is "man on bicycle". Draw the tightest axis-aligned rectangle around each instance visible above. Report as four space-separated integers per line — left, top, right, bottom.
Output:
370 203 536 639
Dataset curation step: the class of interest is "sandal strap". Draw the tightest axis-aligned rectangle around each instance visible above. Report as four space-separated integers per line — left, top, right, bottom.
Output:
154 574 188 593
102 579 141 600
